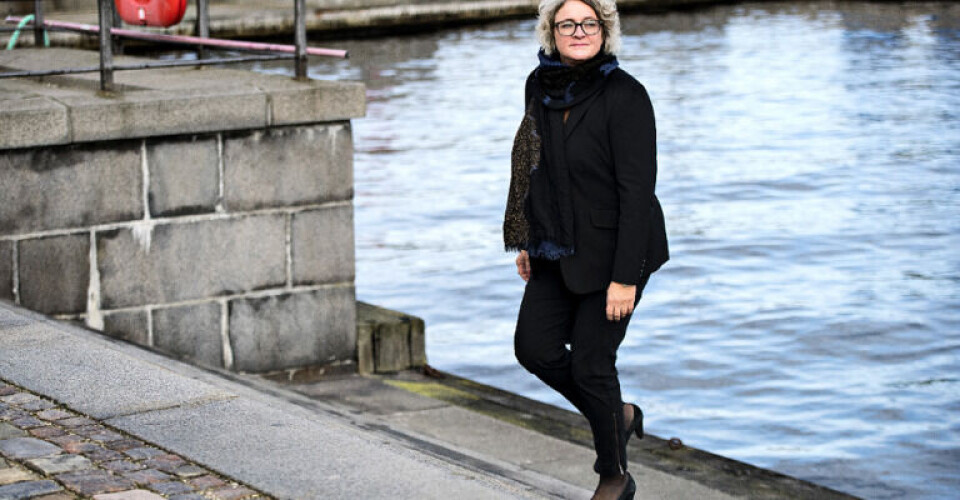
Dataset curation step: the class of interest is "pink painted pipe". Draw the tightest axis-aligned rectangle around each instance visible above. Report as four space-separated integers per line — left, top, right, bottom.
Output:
4 16 348 58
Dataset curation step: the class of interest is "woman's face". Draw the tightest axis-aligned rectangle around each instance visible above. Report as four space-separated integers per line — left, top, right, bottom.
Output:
553 0 604 66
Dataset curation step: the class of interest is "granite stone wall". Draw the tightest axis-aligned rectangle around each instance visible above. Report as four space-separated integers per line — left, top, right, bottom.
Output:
0 124 357 373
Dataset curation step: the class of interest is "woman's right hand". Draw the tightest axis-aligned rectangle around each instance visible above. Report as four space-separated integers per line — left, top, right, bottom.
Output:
516 250 531 282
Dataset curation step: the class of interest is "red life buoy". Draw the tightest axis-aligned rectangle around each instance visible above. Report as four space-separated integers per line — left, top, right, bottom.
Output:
115 0 188 28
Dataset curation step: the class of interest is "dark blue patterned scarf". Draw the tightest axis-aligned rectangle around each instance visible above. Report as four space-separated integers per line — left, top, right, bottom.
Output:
517 50 618 260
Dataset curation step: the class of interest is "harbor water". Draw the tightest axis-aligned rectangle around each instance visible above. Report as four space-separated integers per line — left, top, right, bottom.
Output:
246 1 959 497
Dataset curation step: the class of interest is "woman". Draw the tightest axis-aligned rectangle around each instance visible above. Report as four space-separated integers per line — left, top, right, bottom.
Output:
503 0 669 498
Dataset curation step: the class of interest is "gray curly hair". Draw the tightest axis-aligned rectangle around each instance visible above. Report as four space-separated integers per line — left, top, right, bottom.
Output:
536 0 621 56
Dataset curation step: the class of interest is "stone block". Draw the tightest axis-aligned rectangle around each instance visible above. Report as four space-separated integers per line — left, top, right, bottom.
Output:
167 494 206 500
171 465 205 479
86 429 124 443
153 302 223 369
146 136 220 217
222 124 353 212
0 437 62 459
0 422 25 439
409 315 427 368
0 241 12 302
98 215 286 309
374 322 411 373
56 470 136 496
0 392 38 405
102 310 150 347
18 234 90 315
58 417 95 428
28 454 94 474
141 455 184 473
355 320 375 376
124 447 164 460
81 446 124 464
268 82 366 126
121 469 172 485
292 205 355 285
11 415 45 428
36 409 74 422
0 97 69 149
0 143 143 234
101 460 144 473
0 467 38 485
32 493 75 500
228 286 356 372
187 475 225 489
19 399 54 411
148 481 193 495
0 480 62 499
355 302 427 373
61 88 267 144
94 490 166 500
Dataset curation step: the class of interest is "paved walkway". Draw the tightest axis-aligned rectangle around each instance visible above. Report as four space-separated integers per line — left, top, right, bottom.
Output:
0 301 856 499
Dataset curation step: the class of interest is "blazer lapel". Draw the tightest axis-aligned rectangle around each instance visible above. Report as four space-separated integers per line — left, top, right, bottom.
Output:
563 91 601 139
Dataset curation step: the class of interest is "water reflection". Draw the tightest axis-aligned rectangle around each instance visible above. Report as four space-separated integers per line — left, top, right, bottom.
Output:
243 2 958 498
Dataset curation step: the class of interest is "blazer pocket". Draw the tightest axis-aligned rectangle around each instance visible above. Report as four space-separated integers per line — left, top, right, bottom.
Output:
590 209 618 229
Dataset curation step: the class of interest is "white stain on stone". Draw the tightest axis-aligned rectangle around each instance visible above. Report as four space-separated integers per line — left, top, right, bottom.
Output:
221 300 234 370
11 242 20 305
146 306 154 346
328 125 338 151
141 139 151 220
285 214 293 288
86 232 104 331
131 221 155 253
216 134 225 213
134 139 154 253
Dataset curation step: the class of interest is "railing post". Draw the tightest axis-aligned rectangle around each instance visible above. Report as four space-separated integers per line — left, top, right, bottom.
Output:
195 0 210 61
294 0 307 80
112 1 123 54
98 0 114 92
32 0 43 46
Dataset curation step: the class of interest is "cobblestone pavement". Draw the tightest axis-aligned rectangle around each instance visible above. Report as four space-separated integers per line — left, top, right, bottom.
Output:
0 380 271 500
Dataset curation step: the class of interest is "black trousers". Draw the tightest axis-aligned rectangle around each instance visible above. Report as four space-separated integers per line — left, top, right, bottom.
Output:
514 258 647 477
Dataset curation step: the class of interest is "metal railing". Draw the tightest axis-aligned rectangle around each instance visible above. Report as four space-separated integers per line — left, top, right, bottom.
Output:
1 0 346 90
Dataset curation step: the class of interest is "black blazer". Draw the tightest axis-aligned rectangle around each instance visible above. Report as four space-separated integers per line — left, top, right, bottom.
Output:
526 68 669 294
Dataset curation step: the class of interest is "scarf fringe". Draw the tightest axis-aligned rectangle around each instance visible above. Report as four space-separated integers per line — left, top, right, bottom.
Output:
527 240 575 260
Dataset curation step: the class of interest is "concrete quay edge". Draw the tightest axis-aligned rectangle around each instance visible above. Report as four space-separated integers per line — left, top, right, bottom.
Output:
374 371 859 500
0 48 366 150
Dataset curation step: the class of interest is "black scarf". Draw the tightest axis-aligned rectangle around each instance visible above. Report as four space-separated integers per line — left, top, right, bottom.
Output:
503 50 619 259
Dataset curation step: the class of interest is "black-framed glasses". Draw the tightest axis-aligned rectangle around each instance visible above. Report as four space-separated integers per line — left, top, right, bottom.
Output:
553 19 604 36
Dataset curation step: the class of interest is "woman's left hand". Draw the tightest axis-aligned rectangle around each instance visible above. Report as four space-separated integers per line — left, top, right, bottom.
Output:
606 281 637 321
